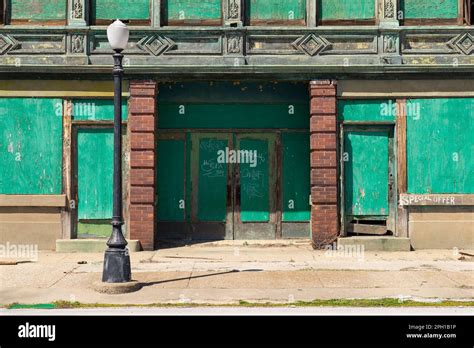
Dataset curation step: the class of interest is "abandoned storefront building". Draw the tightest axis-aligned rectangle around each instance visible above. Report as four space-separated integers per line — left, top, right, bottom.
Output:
0 0 473 252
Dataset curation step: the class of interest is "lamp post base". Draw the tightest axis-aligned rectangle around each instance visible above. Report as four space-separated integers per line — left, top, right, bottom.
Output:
102 248 132 283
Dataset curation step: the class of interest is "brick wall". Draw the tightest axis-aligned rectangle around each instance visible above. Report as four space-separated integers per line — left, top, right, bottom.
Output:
309 80 339 248
128 80 157 250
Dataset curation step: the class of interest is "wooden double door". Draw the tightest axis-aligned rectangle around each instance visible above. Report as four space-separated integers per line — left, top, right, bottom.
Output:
157 131 310 241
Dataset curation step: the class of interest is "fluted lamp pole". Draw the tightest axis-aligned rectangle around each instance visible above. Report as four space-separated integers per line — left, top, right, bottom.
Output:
102 19 131 283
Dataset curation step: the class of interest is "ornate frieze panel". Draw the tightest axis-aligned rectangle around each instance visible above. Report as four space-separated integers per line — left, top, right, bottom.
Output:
323 35 378 55
0 35 20 55
137 35 177 56
7 35 66 55
292 34 330 56
225 33 244 55
68 0 87 26
225 0 242 26
448 33 474 55
402 33 474 55
248 35 303 55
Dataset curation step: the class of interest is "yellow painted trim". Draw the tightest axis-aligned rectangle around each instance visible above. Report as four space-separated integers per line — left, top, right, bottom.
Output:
0 195 67 207
338 80 474 98
0 81 130 98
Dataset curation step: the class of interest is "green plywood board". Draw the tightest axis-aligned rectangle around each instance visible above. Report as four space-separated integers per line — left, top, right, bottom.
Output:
239 138 270 222
338 100 396 122
0 98 62 194
401 0 458 19
197 137 228 222
92 0 151 20
158 104 308 129
77 221 111 238
407 98 474 194
318 0 375 20
164 0 222 21
156 139 186 221
77 129 113 220
282 133 310 222
11 0 67 21
72 99 127 121
246 0 306 21
344 131 389 216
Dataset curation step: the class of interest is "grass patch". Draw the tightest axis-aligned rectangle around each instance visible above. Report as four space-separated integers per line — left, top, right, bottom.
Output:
4 298 474 310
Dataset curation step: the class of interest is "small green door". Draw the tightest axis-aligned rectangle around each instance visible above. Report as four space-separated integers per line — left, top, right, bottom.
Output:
234 133 277 239
342 127 395 234
77 128 114 238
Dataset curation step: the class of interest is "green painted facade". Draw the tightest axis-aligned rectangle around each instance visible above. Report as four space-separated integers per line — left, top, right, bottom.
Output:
77 128 114 220
10 0 67 22
164 0 222 22
156 138 186 221
407 98 474 194
92 0 151 21
282 132 310 222
401 0 459 19
338 99 396 122
344 130 390 216
71 99 127 121
318 0 375 21
246 0 306 22
0 98 62 194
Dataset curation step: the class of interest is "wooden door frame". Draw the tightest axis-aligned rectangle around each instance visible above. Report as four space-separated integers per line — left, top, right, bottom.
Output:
339 123 397 237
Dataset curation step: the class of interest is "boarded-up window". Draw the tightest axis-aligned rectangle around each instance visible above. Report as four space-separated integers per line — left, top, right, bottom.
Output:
10 0 67 24
0 98 63 194
91 0 151 24
401 0 462 24
317 0 376 24
407 98 474 194
245 0 306 25
162 0 222 26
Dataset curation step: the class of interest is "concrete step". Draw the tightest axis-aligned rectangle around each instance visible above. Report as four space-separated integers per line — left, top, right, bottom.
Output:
337 237 411 252
56 239 141 253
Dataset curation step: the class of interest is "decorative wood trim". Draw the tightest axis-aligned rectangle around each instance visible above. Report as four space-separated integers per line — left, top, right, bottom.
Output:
61 100 74 239
396 99 407 194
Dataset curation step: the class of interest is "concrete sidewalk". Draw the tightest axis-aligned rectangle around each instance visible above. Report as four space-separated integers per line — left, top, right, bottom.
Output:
1 242 473 306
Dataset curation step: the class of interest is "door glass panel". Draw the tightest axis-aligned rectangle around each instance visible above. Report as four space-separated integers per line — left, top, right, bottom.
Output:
344 131 389 216
239 138 270 222
197 138 228 222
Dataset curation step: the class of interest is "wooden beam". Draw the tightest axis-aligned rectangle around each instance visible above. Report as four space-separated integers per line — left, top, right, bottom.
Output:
396 98 408 238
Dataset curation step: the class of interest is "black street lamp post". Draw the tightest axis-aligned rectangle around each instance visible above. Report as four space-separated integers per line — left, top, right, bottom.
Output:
102 20 131 283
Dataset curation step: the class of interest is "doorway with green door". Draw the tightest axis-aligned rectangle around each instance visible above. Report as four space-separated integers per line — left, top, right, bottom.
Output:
155 82 311 242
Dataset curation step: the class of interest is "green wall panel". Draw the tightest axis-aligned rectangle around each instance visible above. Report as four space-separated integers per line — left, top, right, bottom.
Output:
197 138 228 222
239 138 270 222
407 98 474 194
344 131 389 216
164 0 222 21
246 0 306 22
77 129 113 220
92 0 151 20
72 99 127 121
157 139 186 221
338 100 396 122
401 0 458 19
318 0 375 20
159 104 308 129
282 133 310 222
11 0 67 21
0 98 62 194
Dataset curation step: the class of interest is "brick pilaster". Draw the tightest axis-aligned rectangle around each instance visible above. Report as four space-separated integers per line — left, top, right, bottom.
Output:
309 80 339 249
129 80 157 250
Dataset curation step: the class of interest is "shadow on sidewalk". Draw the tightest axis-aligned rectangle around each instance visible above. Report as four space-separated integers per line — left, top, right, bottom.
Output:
140 269 263 287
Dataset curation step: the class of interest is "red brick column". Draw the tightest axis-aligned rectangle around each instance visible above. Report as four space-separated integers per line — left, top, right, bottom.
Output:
309 80 339 249
128 80 157 250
